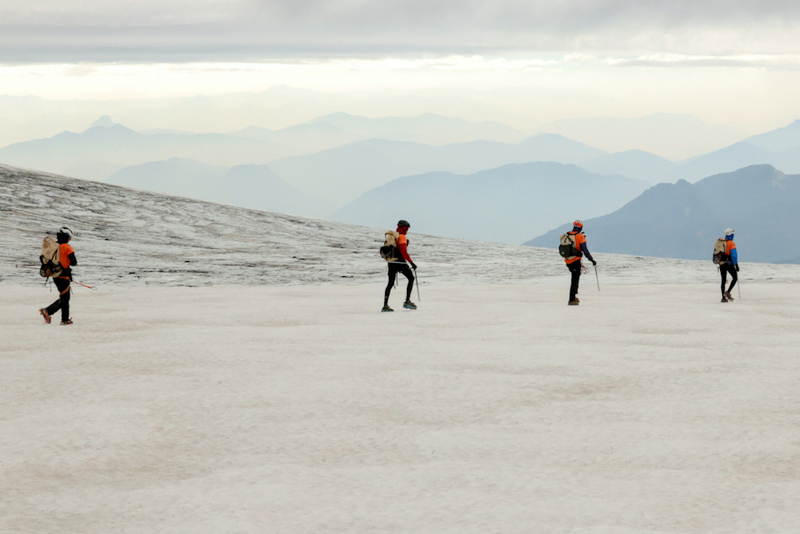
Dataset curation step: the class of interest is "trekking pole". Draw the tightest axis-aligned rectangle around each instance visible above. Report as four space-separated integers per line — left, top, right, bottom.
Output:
594 265 600 291
73 280 97 290
414 267 421 302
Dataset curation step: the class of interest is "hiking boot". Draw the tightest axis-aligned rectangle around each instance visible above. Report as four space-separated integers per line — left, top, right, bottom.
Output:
381 306 394 313
568 300 580 306
39 308 51 324
720 296 728 303
725 292 734 301
60 319 73 325
403 301 417 310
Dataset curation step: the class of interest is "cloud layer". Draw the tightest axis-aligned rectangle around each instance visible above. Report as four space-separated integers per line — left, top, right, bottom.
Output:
3 0 800 63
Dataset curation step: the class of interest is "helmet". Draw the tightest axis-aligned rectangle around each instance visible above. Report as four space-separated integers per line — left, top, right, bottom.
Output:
573 220 583 228
725 228 734 237
397 220 410 228
56 226 74 244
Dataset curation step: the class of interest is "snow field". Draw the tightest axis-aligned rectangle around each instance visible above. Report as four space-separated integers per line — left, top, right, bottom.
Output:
2 282 800 533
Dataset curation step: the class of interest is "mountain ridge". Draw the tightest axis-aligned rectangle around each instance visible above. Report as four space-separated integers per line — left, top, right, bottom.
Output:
524 164 800 264
270 134 608 206
331 161 648 244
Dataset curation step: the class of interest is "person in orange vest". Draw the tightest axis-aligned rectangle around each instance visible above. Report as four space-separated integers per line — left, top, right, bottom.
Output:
719 228 739 303
382 219 417 312
39 227 78 325
563 220 596 306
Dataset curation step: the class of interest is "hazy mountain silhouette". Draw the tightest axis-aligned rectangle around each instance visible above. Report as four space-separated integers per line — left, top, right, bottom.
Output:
91 115 115 128
62 160 124 181
0 113 536 181
230 112 526 159
7 110 800 210
301 112 527 144
669 142 781 182
330 162 648 244
0 122 287 174
271 134 608 206
577 121 800 185
665 120 800 183
105 158 228 199
219 164 332 216
581 150 677 184
231 121 362 154
525 165 800 264
105 158 330 217
540 113 745 160
746 119 800 151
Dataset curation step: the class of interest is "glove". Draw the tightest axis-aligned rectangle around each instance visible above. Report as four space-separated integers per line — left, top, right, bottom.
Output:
410 262 417 270
591 260 597 266
735 264 739 272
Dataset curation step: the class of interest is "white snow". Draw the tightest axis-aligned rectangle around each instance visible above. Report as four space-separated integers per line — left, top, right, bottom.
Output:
4 164 800 532
3 281 800 533
5 162 800 290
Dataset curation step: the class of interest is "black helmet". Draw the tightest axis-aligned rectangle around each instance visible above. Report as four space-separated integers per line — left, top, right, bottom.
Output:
56 226 74 244
397 220 410 228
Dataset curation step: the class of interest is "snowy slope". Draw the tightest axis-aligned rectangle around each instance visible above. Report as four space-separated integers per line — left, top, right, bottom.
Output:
0 163 560 287
4 163 800 288
5 164 800 533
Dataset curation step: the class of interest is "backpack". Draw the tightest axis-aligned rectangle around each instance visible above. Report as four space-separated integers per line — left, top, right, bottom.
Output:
40 236 63 278
558 233 581 259
712 238 727 265
379 231 400 261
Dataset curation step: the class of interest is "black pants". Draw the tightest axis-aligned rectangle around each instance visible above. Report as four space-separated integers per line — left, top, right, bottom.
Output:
46 277 71 322
720 263 738 296
385 262 414 305
567 261 582 302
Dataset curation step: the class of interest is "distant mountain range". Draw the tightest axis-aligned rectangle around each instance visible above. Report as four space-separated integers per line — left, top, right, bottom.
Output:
104 158 330 218
581 150 676 184
4 112 800 247
298 112 527 145
0 123 286 174
0 113 528 179
524 165 800 264
3 112 800 195
331 162 649 244
576 119 800 185
539 114 745 160
270 134 607 205
668 120 800 182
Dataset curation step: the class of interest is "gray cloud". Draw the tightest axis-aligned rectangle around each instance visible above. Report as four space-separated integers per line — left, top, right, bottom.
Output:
3 0 800 63
608 54 800 69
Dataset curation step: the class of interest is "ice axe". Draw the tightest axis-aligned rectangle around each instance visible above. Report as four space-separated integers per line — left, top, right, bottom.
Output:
594 265 600 291
413 266 421 302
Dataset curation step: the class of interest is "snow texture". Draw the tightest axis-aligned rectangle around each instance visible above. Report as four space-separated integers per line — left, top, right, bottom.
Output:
4 163 800 289
3 164 800 532
4 283 800 533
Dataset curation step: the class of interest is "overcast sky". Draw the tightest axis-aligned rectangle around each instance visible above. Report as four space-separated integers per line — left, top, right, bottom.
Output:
2 0 800 134
3 0 800 61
